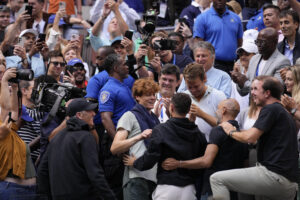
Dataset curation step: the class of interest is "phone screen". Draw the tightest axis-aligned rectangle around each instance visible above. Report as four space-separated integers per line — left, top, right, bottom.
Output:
38 34 46 42
25 5 33 16
125 30 133 40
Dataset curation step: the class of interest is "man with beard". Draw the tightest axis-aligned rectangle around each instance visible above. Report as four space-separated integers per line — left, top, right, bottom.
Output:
65 58 87 89
232 27 290 96
210 76 298 200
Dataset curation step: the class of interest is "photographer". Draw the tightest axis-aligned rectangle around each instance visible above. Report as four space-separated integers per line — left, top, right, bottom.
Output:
0 68 37 199
5 29 48 78
148 31 193 81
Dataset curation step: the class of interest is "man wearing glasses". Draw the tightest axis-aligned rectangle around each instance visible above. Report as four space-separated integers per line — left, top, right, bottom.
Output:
65 58 87 89
232 27 291 96
47 50 66 82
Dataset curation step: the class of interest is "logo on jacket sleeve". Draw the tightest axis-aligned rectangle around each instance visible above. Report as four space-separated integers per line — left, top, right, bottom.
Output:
100 91 110 104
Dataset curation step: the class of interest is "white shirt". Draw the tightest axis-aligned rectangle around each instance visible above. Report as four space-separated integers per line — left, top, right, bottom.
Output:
33 20 46 34
185 86 226 141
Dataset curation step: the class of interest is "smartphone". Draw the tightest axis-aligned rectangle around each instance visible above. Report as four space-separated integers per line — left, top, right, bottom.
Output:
71 34 79 41
178 18 188 26
38 33 46 42
59 1 66 10
124 30 133 40
18 37 25 47
25 5 33 16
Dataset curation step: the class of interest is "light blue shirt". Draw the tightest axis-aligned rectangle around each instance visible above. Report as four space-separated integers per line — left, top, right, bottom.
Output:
284 40 294 65
178 67 231 98
88 29 111 51
6 53 46 78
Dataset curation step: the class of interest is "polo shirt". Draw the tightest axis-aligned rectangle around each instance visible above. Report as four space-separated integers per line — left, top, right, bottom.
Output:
185 86 226 141
6 53 46 78
99 77 136 126
193 7 243 61
86 70 135 124
246 8 265 31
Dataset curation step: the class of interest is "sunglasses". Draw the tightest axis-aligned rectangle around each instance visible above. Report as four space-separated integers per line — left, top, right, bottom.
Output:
73 66 85 71
51 62 66 67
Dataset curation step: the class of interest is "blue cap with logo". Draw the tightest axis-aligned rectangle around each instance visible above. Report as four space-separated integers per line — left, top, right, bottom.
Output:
67 58 84 67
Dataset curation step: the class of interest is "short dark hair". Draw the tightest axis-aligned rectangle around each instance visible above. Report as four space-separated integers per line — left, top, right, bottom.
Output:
183 62 206 81
255 76 283 100
171 93 191 115
48 50 64 62
103 53 123 74
279 9 300 25
160 64 180 81
168 32 184 42
0 5 10 13
263 4 280 15
98 46 115 57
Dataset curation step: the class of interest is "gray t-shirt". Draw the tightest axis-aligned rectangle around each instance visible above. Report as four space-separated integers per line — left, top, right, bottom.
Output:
117 111 157 186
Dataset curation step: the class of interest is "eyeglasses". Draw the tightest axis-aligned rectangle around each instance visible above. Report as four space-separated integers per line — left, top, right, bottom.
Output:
73 66 84 71
51 62 66 67
254 39 267 46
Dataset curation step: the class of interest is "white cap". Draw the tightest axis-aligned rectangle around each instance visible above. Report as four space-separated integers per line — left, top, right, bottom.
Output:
243 29 259 41
236 39 258 54
19 29 38 38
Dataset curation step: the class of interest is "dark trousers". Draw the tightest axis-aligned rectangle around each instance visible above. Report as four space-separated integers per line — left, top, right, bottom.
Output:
123 178 156 200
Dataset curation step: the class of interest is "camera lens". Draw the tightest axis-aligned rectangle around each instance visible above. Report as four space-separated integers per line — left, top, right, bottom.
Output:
16 69 34 81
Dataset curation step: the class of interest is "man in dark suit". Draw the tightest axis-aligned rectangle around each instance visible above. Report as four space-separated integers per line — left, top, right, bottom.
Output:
277 9 300 65
231 27 291 96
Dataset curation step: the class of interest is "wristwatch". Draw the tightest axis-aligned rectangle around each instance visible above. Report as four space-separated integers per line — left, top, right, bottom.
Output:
229 130 238 138
291 108 297 116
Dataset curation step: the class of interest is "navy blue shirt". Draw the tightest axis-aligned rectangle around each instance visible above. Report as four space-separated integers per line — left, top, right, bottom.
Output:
99 77 136 126
86 71 135 124
194 7 243 61
180 4 201 31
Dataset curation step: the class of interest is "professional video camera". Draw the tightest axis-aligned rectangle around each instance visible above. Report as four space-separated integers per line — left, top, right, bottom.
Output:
153 39 177 51
8 69 34 83
31 82 86 122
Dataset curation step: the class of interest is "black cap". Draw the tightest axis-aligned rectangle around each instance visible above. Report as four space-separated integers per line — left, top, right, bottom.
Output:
66 98 98 117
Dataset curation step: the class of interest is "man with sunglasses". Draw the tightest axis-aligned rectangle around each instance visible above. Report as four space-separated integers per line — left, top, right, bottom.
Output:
66 58 87 89
47 50 66 82
233 27 290 96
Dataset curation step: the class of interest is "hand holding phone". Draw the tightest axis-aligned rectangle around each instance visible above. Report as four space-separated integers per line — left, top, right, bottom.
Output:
38 33 46 42
124 30 133 41
25 5 33 16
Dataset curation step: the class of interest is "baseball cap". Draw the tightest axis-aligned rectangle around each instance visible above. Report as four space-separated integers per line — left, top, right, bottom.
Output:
110 36 123 46
66 98 98 117
236 39 258 55
243 29 259 41
19 29 38 38
67 58 84 67
48 14 66 26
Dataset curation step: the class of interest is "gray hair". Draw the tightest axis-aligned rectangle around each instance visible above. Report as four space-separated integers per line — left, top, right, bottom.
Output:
192 41 215 58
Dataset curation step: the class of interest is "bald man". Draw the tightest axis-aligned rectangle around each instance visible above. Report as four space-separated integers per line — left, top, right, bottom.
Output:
162 99 248 199
232 27 291 96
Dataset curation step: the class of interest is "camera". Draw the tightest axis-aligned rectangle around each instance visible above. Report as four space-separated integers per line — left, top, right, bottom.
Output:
31 82 86 120
9 69 34 83
153 39 177 51
143 9 157 35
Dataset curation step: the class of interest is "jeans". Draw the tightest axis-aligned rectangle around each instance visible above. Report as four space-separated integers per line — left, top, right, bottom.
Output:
123 177 156 200
0 181 37 200
210 165 298 200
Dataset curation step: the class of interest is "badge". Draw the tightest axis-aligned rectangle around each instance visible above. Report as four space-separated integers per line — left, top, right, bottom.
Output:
100 91 110 104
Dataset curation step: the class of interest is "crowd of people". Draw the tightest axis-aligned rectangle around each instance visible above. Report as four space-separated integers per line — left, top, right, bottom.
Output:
0 0 300 199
